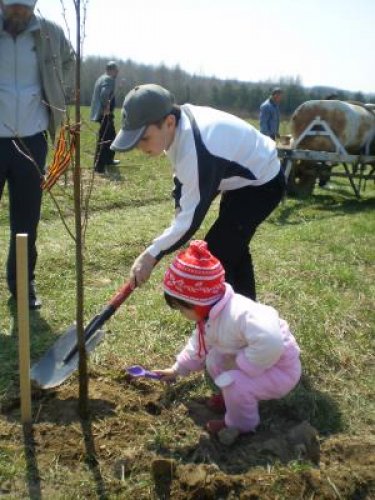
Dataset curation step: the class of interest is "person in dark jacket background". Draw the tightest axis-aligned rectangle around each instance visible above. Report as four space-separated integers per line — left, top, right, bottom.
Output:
90 61 120 173
259 87 283 140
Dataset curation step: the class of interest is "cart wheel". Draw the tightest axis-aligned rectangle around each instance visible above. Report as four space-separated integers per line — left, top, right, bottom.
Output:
287 161 317 197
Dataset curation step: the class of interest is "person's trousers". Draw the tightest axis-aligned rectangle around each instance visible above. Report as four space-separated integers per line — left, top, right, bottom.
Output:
0 133 47 294
205 169 285 300
206 321 301 433
94 114 116 172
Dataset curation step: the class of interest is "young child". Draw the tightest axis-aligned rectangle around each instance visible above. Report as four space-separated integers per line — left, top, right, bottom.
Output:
153 240 301 435
111 84 285 300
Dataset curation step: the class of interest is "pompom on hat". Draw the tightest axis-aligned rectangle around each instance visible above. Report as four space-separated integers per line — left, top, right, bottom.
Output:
163 240 225 306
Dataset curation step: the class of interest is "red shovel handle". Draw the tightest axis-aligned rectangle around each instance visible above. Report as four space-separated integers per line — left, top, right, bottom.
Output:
110 281 134 310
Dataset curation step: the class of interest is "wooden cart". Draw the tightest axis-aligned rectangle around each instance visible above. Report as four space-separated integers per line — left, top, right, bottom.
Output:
277 117 375 198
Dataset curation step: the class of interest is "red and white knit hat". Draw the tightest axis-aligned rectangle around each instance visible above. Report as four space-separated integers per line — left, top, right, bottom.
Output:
163 240 225 306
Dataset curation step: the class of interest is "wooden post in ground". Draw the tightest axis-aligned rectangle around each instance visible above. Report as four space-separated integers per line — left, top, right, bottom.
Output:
16 234 32 423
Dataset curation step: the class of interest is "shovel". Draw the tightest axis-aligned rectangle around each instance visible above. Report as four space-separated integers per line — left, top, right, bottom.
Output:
31 281 133 389
126 365 161 380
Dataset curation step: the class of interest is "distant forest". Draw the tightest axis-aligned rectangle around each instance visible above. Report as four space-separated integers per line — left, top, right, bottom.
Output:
79 56 374 118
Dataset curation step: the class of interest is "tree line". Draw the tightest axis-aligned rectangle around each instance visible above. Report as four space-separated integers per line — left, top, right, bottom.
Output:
78 56 374 118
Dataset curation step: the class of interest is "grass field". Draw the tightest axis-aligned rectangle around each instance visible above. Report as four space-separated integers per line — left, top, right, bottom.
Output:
0 109 374 498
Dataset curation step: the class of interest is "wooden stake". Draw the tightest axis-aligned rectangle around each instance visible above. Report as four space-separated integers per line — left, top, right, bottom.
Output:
16 234 32 423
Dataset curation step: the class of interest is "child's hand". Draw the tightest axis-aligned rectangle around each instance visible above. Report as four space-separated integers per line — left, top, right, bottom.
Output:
222 355 237 371
153 367 177 383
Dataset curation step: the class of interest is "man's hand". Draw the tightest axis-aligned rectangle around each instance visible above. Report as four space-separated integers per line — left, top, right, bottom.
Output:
130 251 157 288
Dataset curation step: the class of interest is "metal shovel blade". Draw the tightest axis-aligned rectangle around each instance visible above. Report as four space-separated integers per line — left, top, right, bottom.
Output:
30 281 134 390
30 324 105 389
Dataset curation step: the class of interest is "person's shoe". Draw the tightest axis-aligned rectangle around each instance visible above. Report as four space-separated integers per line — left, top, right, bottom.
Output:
29 281 42 310
8 282 17 299
206 419 226 434
9 281 42 309
94 165 106 174
107 159 120 166
206 393 226 413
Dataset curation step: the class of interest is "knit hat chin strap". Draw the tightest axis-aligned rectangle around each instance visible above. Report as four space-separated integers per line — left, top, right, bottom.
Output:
193 304 212 320
197 320 208 358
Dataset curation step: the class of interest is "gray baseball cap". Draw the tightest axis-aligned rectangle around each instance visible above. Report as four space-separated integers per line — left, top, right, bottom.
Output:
111 84 175 152
3 0 37 6
106 60 118 70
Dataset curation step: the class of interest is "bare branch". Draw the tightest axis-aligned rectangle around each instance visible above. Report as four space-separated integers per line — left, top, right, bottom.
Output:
11 137 76 241
59 0 72 43
11 139 45 180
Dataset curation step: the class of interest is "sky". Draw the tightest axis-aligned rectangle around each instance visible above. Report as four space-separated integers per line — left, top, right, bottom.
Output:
35 0 375 94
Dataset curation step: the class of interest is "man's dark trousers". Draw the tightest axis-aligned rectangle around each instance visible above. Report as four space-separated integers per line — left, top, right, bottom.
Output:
0 133 47 295
94 114 116 172
205 170 285 301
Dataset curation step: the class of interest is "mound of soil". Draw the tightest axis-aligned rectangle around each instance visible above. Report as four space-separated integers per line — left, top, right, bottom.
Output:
0 361 374 499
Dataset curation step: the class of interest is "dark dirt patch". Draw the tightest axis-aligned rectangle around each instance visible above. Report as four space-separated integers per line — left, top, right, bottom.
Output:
1 361 374 499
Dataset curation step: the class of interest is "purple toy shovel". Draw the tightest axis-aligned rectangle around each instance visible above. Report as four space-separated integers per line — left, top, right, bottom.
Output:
126 365 161 380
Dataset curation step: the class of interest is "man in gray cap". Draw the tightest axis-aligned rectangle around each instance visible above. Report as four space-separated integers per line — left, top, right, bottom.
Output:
90 61 120 173
259 87 283 141
111 84 285 301
0 0 74 308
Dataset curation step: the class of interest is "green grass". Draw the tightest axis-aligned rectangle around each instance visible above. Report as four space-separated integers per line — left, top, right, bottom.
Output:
0 108 374 496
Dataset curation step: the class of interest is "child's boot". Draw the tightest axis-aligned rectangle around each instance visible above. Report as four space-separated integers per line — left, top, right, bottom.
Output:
206 419 226 434
206 393 226 413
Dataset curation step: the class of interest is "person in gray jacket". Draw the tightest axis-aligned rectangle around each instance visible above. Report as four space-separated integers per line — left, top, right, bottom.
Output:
90 61 119 173
0 0 74 308
259 87 283 141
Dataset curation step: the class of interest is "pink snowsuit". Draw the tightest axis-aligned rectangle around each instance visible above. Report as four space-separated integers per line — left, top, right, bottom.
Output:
172 284 301 433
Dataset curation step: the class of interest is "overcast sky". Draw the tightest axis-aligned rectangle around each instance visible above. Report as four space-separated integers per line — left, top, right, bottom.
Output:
35 0 374 94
